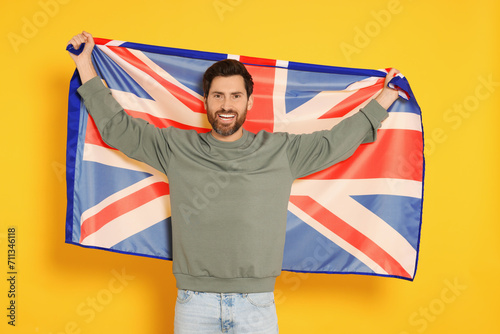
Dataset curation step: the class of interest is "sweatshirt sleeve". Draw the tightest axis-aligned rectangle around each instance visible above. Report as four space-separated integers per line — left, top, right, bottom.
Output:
286 99 388 179
77 76 171 173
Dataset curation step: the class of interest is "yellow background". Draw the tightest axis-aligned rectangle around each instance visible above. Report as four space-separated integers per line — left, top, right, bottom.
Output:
1 0 499 333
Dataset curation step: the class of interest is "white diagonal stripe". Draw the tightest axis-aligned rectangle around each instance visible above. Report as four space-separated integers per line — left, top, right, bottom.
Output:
105 40 125 47
381 112 422 132
288 201 388 275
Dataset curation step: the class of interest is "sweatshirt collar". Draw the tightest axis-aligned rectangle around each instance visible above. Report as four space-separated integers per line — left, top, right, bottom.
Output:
205 129 250 149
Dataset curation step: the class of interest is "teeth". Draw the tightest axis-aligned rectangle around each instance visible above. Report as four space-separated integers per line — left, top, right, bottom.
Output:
219 114 235 119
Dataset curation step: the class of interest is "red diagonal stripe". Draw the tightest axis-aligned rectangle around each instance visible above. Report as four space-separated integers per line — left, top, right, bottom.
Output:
107 45 205 113
94 38 113 45
319 79 384 119
80 182 170 242
289 195 411 278
303 129 424 181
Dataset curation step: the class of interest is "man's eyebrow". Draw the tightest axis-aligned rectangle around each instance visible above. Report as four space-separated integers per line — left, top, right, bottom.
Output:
210 91 245 95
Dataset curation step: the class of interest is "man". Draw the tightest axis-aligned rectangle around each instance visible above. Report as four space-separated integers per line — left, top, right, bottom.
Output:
68 31 399 333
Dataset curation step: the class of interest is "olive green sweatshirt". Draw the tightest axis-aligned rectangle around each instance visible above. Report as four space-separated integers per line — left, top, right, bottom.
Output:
77 76 388 293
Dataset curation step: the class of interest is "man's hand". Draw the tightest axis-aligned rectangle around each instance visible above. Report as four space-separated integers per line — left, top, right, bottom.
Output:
375 68 400 110
67 31 97 84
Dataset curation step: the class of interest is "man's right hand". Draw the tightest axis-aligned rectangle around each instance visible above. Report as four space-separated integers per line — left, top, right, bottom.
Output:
67 31 97 84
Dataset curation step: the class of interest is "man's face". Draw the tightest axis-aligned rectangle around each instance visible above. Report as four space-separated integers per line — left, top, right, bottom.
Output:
204 75 254 141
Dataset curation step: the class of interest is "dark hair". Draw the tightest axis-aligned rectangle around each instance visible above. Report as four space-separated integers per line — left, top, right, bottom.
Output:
203 59 254 98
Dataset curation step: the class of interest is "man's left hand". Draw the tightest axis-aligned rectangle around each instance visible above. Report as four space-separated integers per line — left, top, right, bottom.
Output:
375 68 400 110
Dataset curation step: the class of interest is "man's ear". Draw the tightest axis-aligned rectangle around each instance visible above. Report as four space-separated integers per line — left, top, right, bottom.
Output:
203 96 207 110
247 95 254 111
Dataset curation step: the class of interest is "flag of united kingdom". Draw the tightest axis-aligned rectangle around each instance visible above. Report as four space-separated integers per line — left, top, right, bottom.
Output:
66 38 424 280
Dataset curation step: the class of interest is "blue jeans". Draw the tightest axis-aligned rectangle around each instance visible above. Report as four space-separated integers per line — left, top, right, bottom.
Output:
174 289 279 333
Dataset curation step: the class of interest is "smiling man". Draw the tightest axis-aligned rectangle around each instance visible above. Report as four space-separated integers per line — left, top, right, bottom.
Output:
68 31 399 334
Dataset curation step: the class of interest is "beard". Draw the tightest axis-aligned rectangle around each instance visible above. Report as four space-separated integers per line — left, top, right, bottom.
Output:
207 108 247 137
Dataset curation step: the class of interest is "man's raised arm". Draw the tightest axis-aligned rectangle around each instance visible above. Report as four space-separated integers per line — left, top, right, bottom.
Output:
66 31 171 174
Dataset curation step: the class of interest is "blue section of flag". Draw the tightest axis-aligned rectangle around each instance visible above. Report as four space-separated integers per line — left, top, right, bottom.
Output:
144 52 214 96
110 218 173 259
66 71 84 244
119 42 228 62
77 161 152 212
92 48 153 100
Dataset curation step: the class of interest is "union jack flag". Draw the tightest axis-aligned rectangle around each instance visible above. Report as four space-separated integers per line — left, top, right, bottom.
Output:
65 38 424 280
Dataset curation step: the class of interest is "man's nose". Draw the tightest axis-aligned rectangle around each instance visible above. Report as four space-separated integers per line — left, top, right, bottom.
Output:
221 97 231 110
